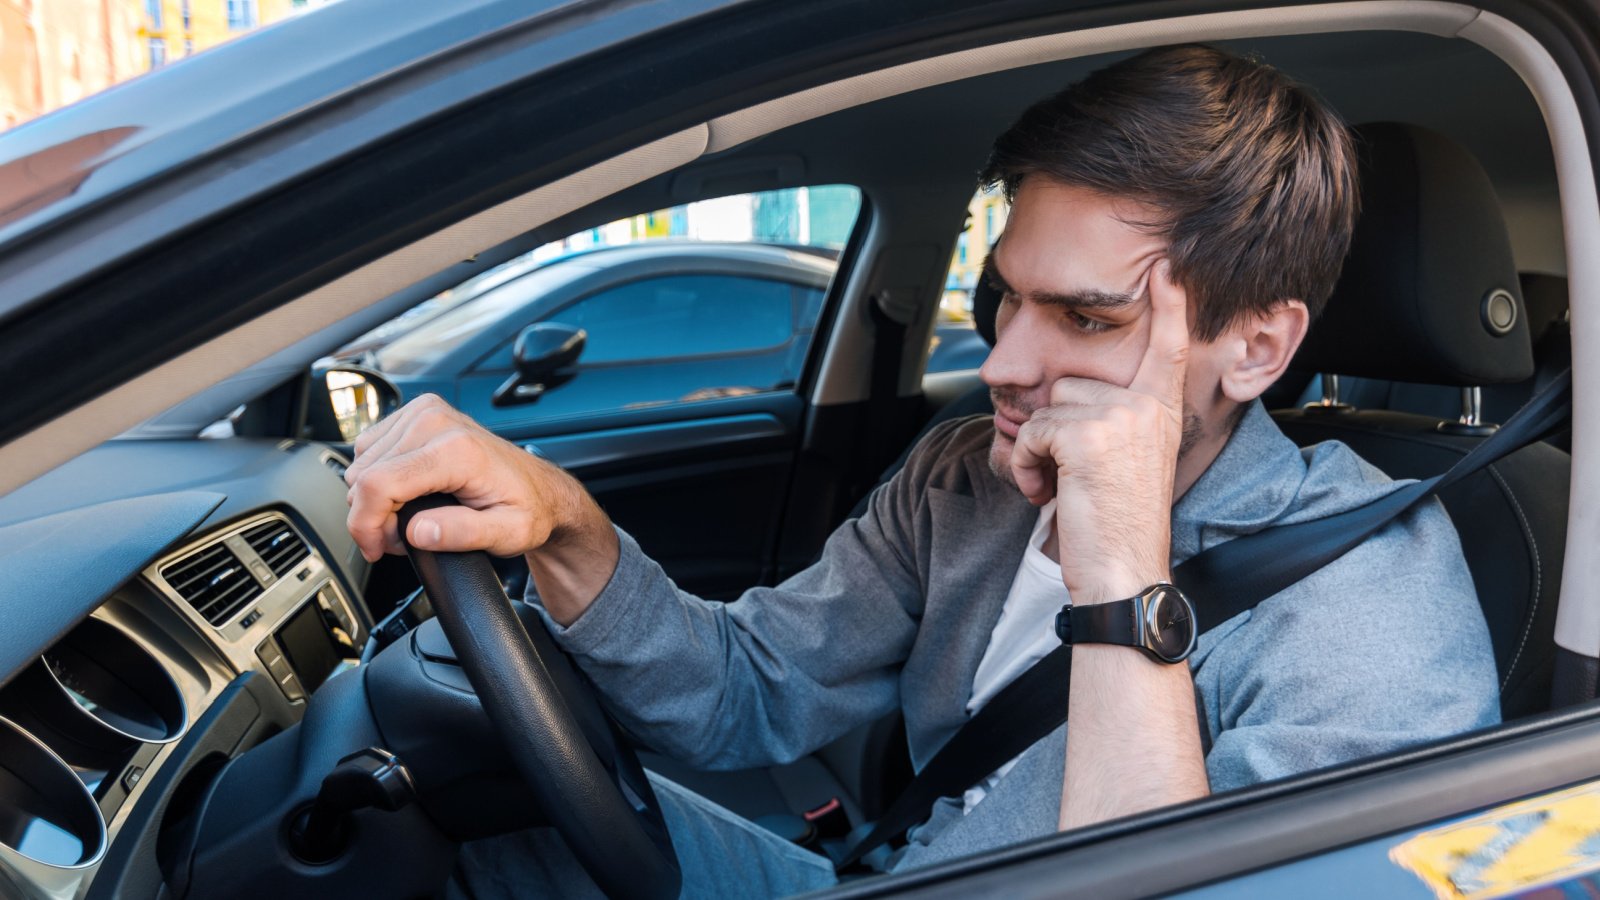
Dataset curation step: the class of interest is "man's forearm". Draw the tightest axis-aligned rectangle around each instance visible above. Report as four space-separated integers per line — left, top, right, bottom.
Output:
525 487 621 627
1059 642 1209 830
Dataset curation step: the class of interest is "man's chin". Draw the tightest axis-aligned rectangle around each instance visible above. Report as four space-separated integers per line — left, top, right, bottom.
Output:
988 432 1018 487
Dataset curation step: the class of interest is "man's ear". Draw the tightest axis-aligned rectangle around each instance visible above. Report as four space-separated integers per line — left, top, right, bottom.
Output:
1219 300 1311 404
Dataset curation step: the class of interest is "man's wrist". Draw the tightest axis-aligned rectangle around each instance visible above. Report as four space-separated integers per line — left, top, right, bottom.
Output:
1072 568 1170 606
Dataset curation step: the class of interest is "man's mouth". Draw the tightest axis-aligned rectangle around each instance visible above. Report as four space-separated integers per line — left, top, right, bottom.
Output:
993 408 1029 439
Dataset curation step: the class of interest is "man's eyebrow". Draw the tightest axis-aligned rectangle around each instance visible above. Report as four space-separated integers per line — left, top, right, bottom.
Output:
982 254 1141 311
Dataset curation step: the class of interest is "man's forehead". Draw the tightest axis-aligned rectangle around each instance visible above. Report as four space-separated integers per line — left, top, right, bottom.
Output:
987 234 1160 308
992 182 1166 292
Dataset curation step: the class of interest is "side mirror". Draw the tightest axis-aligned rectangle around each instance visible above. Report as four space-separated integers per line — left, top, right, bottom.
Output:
493 323 586 407
306 365 402 443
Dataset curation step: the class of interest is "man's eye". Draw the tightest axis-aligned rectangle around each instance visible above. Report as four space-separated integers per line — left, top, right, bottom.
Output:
1066 310 1113 334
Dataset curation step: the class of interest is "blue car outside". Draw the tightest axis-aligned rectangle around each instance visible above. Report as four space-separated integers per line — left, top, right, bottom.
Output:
339 241 989 431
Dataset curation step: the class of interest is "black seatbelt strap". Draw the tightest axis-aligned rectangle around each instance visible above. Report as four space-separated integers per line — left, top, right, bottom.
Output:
835 370 1572 871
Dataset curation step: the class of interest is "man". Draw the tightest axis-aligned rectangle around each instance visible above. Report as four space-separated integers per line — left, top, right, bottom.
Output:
345 45 1498 896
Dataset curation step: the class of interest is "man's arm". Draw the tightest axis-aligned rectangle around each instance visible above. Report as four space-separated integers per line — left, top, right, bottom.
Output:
342 395 621 623
343 395 929 769
1007 261 1210 829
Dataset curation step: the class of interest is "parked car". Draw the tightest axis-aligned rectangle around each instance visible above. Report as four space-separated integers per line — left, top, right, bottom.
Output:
0 1 1596 899
324 240 989 432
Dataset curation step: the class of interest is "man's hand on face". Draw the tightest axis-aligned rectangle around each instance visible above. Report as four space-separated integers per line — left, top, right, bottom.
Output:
342 394 592 563
1009 260 1189 605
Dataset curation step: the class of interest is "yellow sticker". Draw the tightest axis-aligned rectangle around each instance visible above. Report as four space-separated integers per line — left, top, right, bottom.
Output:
1390 781 1600 899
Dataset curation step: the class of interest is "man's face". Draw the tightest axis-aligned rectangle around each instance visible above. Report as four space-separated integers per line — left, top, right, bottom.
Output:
980 178 1232 484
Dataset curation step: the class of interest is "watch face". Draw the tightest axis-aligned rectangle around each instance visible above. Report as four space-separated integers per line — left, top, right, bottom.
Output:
1144 587 1196 661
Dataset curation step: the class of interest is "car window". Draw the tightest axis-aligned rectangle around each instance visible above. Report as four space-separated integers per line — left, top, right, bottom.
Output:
537 274 797 365
356 185 860 419
930 188 1005 373
370 265 599 376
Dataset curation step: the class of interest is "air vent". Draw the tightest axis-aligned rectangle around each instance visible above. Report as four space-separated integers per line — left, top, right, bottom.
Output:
160 543 262 626
242 520 309 578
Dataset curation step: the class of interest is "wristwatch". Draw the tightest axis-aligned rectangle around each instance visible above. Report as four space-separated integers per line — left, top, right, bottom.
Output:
1054 583 1197 664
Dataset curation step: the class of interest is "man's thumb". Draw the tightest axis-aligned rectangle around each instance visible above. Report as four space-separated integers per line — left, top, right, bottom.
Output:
406 505 523 556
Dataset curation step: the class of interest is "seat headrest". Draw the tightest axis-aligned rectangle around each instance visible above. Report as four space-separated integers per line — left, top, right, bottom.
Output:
1291 122 1532 385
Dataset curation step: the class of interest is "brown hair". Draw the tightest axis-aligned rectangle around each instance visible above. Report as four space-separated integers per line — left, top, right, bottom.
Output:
981 44 1359 341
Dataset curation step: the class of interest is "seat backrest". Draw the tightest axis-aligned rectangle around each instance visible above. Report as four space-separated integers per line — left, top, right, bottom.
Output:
1278 122 1569 719
1274 412 1568 718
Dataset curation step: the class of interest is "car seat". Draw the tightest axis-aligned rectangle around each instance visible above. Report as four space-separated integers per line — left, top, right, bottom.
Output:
1276 122 1570 719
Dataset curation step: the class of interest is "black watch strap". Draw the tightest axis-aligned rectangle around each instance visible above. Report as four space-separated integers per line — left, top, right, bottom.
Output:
1054 583 1197 663
1056 599 1141 648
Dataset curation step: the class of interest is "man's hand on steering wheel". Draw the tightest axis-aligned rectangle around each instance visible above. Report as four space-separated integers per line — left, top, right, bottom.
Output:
343 397 679 899
343 394 617 625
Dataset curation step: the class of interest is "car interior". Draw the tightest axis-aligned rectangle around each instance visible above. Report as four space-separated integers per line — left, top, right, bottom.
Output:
0 2 1594 898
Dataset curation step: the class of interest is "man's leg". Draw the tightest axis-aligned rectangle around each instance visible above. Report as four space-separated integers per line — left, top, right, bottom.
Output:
449 771 839 899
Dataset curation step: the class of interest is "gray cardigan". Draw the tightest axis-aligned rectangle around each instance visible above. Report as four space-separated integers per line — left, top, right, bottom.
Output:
537 401 1499 870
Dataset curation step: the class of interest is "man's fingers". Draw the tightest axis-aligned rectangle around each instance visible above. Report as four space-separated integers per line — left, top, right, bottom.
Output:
345 396 457 486
345 409 426 487
347 441 462 562
1049 377 1125 408
1009 420 1058 505
406 505 540 557
1127 259 1189 407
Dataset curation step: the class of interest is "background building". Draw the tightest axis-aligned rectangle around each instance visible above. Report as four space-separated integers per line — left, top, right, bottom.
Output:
0 0 301 130
945 187 1007 312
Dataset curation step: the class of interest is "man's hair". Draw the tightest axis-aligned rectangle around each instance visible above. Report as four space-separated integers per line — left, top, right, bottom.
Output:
980 44 1359 342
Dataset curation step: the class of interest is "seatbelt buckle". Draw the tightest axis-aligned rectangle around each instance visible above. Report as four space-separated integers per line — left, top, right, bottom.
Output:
803 797 852 840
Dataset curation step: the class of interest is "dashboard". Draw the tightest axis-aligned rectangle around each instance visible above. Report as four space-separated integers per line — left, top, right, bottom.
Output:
0 437 377 899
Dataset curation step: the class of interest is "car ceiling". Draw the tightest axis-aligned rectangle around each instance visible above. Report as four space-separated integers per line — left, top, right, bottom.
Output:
406 27 1559 328
127 27 1556 440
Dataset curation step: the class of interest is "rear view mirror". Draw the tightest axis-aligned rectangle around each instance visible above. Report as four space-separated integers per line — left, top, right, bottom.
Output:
493 323 586 406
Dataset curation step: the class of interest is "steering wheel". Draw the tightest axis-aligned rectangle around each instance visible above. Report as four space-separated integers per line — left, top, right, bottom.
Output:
397 495 680 899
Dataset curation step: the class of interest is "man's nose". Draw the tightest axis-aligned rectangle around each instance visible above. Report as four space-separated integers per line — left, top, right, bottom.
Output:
979 301 1049 391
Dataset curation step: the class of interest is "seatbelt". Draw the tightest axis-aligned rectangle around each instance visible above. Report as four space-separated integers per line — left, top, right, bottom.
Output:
834 370 1573 871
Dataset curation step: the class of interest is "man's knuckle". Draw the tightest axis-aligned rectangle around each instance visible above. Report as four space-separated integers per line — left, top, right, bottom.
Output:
438 429 476 455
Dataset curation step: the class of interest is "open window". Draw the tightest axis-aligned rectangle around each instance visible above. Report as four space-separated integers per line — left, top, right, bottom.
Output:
340 186 862 424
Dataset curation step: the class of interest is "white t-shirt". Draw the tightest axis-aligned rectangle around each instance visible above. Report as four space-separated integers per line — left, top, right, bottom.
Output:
962 499 1068 815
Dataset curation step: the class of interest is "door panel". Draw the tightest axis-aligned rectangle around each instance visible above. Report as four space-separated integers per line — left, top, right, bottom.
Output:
492 392 806 598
